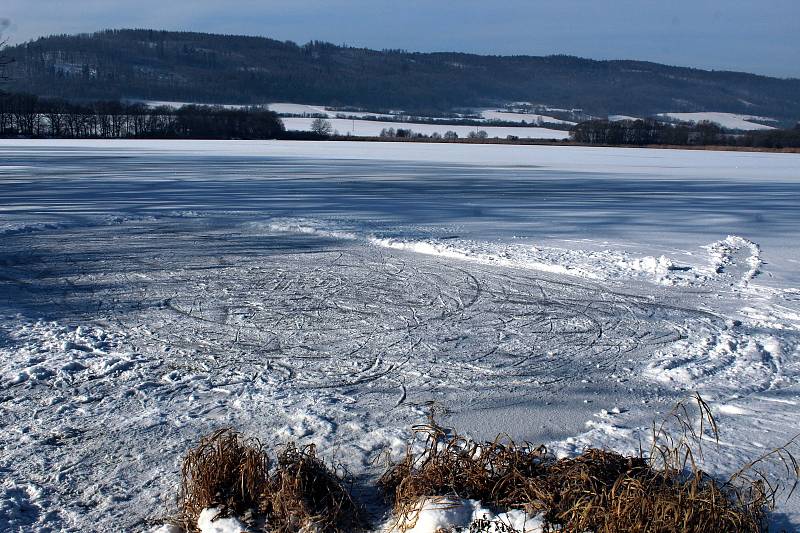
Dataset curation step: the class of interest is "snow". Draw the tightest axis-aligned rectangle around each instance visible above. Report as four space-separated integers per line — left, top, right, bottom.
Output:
138 100 255 110
479 109 576 125
139 100 398 119
267 102 397 120
149 525 182 533
1 140 799 532
657 112 777 130
281 117 570 139
608 114 640 122
387 497 543 533
267 102 333 116
197 508 249 533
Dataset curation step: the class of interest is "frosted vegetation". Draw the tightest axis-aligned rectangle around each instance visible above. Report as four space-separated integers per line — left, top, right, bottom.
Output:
0 140 798 531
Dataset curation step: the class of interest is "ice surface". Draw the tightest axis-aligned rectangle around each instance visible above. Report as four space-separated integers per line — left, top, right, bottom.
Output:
0 140 799 531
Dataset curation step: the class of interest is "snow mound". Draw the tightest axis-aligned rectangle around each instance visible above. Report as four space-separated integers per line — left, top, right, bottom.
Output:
704 235 762 285
370 236 696 285
257 218 770 290
197 508 250 533
388 497 543 533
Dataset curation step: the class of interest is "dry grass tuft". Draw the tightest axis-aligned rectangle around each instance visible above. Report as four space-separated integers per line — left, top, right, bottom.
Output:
178 428 270 530
177 430 366 532
380 395 799 533
267 442 365 532
378 420 552 531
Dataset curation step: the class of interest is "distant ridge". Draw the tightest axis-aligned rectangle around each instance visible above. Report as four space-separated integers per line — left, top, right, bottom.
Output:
4 29 800 121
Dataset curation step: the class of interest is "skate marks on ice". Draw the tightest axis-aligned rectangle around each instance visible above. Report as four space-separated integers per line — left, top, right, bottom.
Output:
1 218 799 530
0 217 726 401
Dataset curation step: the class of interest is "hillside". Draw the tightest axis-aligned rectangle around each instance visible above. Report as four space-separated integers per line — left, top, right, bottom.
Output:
3 29 800 121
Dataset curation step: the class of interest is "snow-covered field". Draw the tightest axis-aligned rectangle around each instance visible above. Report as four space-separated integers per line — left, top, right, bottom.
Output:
608 114 640 122
267 102 398 120
1 140 799 532
657 112 778 130
140 101 572 139
478 110 576 126
281 117 570 139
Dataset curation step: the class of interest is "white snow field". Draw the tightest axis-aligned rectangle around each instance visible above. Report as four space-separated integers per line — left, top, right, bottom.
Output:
281 117 570 139
608 114 640 122
478 110 576 126
657 112 778 131
1 140 800 532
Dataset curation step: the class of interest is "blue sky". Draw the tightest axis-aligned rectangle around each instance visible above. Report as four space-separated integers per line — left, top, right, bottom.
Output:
2 1 798 78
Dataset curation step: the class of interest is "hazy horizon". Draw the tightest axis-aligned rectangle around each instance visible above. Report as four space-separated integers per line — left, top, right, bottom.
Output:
2 1 799 79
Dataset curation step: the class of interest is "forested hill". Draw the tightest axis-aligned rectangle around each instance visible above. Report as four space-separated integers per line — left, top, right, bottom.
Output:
4 29 800 120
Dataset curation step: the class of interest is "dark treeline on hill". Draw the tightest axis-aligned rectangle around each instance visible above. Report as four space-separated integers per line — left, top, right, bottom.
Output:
3 29 800 121
572 119 800 149
0 92 291 139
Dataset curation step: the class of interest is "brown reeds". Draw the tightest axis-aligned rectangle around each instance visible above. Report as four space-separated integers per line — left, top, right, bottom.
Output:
380 394 799 533
178 428 270 530
268 442 364 532
177 429 366 532
171 395 797 532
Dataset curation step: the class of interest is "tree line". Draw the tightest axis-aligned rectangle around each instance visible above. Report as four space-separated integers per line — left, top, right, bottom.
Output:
0 92 287 139
571 119 800 149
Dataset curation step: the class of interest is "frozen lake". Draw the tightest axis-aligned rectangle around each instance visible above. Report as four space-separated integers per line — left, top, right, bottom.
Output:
1 140 799 531
2 140 799 282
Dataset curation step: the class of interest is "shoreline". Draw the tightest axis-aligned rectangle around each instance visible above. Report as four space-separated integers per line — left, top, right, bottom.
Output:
2 134 799 154
328 134 800 153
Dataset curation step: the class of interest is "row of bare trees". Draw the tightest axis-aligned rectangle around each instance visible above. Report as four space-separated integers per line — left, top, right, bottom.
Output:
0 92 286 139
571 118 800 148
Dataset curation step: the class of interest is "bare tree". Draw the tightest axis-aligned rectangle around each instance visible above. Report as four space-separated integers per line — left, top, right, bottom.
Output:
310 117 333 136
